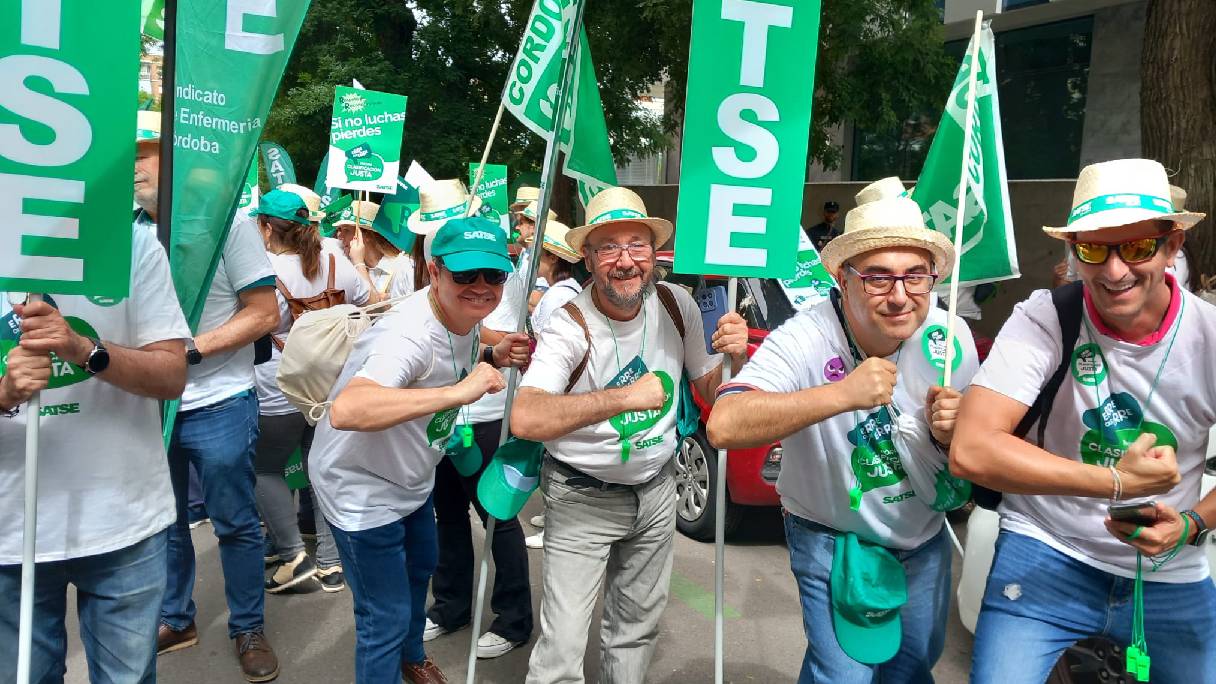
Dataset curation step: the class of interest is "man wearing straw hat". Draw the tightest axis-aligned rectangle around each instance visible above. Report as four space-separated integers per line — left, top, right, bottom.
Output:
952 158 1216 683
0 110 192 684
511 186 749 683
709 180 977 682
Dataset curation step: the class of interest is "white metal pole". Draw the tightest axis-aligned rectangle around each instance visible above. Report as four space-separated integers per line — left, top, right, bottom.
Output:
467 102 507 217
713 277 738 684
942 10 984 388
16 293 44 684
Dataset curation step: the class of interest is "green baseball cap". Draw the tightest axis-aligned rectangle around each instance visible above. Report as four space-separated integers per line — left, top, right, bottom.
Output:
431 216 514 274
250 189 310 225
477 438 544 520
830 533 907 665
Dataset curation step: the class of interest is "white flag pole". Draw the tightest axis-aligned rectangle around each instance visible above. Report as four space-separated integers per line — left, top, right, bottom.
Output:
465 0 587 680
713 277 738 684
16 293 44 684
467 102 506 217
942 10 983 388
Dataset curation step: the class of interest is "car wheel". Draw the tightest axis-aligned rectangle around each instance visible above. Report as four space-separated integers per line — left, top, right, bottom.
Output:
1046 639 1135 684
673 428 742 542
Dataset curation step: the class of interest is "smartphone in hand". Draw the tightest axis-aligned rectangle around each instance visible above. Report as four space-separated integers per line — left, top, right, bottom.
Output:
1108 502 1159 526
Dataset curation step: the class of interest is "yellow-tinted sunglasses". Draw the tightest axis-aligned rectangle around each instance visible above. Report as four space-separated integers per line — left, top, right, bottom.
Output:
1070 235 1171 265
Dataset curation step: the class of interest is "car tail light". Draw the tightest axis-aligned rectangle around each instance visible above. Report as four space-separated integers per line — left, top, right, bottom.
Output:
761 445 782 482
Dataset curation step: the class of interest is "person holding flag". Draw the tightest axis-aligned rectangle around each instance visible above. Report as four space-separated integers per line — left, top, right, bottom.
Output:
308 216 531 684
511 187 748 683
951 159 1216 683
0 113 192 684
708 185 977 682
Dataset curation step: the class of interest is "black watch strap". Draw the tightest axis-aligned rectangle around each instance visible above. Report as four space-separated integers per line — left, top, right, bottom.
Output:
482 345 496 366
84 337 109 375
1183 509 1208 546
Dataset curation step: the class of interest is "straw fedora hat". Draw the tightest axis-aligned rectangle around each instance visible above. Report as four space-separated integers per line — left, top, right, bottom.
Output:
819 196 955 278
566 187 674 255
511 185 540 212
525 220 581 263
1043 159 1205 238
333 200 380 229
277 183 325 222
855 177 909 205
136 110 160 144
407 179 482 235
520 200 557 223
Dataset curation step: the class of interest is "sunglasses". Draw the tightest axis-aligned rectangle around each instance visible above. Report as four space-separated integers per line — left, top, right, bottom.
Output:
1070 235 1171 265
446 267 509 286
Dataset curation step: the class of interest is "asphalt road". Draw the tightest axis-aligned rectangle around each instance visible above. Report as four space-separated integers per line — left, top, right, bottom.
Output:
62 504 974 683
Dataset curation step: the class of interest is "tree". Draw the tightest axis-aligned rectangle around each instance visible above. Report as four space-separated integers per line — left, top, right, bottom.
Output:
1141 0 1216 279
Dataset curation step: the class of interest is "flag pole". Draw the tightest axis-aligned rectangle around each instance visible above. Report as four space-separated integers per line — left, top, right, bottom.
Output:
465 0 587 681
156 0 177 252
713 277 738 684
942 10 983 388
16 293 44 684
467 102 506 215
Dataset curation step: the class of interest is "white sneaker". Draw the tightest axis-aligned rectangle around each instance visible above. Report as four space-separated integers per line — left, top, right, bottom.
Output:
476 631 523 659
529 514 545 529
524 532 544 549
423 617 468 642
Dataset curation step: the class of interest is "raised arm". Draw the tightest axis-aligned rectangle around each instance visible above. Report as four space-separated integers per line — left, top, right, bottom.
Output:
330 362 505 432
511 375 666 442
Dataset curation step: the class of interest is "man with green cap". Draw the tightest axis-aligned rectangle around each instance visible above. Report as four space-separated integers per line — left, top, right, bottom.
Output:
309 216 532 684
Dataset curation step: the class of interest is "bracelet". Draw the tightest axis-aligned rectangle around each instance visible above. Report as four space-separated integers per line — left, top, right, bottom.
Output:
1109 466 1123 502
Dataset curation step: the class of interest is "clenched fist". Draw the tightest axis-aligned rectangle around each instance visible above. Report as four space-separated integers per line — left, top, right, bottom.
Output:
624 372 667 412
492 332 532 368
0 344 52 408
838 357 897 411
453 362 506 404
1116 432 1180 498
925 385 962 445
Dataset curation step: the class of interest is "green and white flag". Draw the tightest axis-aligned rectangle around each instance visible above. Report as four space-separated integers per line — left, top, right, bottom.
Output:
502 0 617 204
141 0 165 39
1 1 140 299
237 149 259 213
779 230 838 311
912 23 1018 285
260 141 296 187
326 86 407 194
469 162 509 231
373 178 420 252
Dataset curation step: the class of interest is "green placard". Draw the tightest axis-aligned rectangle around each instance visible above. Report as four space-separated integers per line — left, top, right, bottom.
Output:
779 229 838 310
469 163 509 230
674 0 822 278
326 86 407 194
284 447 309 490
1 1 140 298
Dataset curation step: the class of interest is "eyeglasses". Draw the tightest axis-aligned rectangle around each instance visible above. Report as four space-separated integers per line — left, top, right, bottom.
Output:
1071 235 1171 265
445 267 509 286
846 265 938 295
592 242 653 262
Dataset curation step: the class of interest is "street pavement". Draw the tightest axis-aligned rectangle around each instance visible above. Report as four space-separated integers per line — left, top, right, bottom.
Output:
63 504 974 683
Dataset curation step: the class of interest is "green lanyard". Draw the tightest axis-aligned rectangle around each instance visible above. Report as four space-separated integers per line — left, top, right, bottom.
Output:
436 293 480 448
601 290 649 377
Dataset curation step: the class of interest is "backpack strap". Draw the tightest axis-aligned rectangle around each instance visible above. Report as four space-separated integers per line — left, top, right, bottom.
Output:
325 253 336 290
654 282 686 339
562 301 592 393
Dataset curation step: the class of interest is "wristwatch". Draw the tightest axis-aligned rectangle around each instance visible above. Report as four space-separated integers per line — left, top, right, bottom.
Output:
1183 509 1210 547
83 337 110 376
482 345 496 366
186 344 203 366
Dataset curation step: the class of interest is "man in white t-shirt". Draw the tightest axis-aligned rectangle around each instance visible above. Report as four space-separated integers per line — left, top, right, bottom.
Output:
952 159 1215 683
149 168 281 679
309 216 530 683
512 187 748 683
709 188 975 682
0 114 191 683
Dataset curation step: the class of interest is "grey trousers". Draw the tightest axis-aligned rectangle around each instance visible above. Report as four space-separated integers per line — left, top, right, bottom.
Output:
525 458 678 684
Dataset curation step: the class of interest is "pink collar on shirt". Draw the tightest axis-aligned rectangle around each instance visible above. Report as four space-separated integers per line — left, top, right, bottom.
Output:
1083 273 1181 346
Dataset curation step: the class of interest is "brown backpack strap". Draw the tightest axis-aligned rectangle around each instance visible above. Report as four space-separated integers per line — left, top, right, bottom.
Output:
275 276 295 303
562 301 592 393
325 253 336 290
654 282 686 338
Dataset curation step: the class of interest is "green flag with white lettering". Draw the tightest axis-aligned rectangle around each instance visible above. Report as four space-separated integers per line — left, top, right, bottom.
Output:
260 141 297 187
141 0 165 39
911 23 1019 286
502 0 617 205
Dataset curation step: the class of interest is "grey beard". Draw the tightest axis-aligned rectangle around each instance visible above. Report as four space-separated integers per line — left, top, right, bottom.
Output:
600 271 656 309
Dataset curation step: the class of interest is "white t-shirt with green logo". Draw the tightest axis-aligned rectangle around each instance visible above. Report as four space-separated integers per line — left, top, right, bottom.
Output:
973 287 1216 582
0 226 191 563
725 301 978 551
520 283 721 485
309 287 479 532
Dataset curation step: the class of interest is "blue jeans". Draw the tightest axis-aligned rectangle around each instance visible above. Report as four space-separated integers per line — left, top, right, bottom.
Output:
971 530 1216 683
783 512 950 683
0 531 167 684
330 497 438 684
162 390 265 638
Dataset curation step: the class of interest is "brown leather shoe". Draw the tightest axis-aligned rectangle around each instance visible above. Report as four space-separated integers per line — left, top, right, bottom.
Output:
234 631 280 682
402 655 448 684
157 622 198 655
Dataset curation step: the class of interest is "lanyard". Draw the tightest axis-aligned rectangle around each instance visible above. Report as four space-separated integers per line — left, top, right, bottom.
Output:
601 289 648 377
432 292 480 445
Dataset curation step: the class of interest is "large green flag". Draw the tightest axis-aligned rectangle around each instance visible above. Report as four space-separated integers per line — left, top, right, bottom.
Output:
503 0 617 204
170 1 310 329
911 23 1018 286
372 178 419 252
141 0 165 39
260 141 297 187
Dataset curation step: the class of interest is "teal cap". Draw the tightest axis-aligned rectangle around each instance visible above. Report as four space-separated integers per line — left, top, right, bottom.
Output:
477 438 545 520
250 189 310 225
830 533 907 665
431 216 514 274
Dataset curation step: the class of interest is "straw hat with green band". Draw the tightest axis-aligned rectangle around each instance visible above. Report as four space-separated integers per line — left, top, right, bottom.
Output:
831 533 908 665
250 189 311 225
136 110 160 144
820 195 955 278
407 179 483 236
333 201 380 229
477 438 545 520
566 187 674 254
855 176 910 205
524 220 581 263
277 183 326 222
430 216 514 274
520 200 557 224
510 185 540 212
1043 159 1206 238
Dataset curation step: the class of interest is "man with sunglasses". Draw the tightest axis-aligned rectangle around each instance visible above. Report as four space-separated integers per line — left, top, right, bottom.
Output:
308 216 531 684
512 187 748 683
951 159 1216 683
709 188 978 682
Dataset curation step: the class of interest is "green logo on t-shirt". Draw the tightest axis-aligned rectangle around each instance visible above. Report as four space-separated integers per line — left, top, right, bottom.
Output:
847 409 907 495
427 407 460 449
85 294 124 307
1078 392 1176 467
1071 343 1107 386
922 325 962 372
0 296 99 391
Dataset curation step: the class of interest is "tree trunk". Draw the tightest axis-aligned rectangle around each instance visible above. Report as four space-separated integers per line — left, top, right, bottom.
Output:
1141 0 1216 280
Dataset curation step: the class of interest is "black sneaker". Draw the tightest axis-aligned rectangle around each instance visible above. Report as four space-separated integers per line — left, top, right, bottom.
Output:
316 565 345 593
265 551 317 593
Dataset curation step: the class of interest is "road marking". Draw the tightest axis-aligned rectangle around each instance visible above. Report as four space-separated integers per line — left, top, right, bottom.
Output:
669 571 741 621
